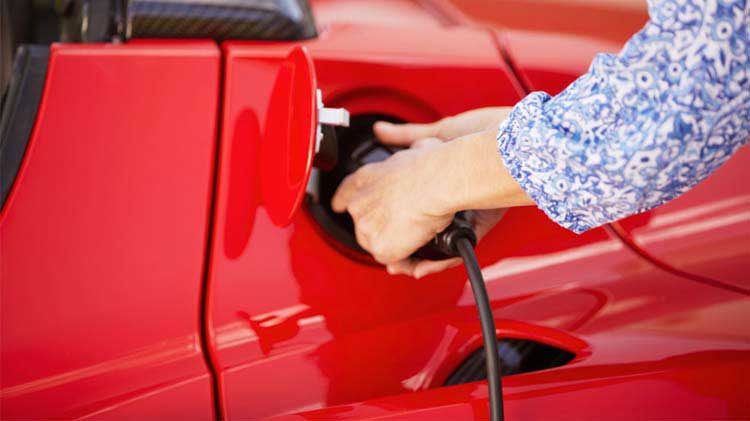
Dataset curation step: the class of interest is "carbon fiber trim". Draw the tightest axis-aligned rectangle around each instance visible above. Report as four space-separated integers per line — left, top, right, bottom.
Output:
126 0 317 41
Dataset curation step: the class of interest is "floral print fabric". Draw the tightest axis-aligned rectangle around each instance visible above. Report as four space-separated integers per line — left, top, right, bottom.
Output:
497 0 750 233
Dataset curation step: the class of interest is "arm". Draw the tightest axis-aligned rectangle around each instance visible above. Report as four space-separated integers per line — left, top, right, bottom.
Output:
333 0 750 276
498 0 750 233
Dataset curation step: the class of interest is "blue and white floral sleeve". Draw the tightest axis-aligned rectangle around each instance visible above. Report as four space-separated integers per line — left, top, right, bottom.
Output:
497 0 750 233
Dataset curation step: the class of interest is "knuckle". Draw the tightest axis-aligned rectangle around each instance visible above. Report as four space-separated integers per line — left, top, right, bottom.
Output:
347 201 363 218
356 163 377 180
414 137 441 149
351 174 367 190
371 243 396 264
435 117 452 138
358 218 377 238
354 227 369 249
368 240 384 259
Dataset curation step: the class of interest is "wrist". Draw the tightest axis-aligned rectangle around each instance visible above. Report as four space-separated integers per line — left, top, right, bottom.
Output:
422 130 533 216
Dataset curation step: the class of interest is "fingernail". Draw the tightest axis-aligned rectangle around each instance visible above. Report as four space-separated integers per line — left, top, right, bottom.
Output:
375 121 393 130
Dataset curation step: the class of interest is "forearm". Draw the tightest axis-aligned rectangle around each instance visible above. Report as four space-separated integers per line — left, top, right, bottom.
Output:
421 130 534 217
494 0 749 233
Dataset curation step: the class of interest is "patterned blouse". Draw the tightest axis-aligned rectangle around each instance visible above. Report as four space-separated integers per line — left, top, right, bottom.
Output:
497 0 749 233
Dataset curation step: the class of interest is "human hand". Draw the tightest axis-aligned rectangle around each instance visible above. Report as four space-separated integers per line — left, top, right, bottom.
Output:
384 208 507 278
331 137 454 266
373 107 513 146
332 129 532 278
365 107 513 277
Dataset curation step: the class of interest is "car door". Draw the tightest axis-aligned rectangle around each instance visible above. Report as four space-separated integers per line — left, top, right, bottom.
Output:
612 146 750 292
200 2 750 419
496 9 750 293
0 41 219 419
201 15 677 418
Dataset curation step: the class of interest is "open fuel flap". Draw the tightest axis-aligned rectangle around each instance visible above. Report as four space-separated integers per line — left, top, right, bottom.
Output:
239 45 348 227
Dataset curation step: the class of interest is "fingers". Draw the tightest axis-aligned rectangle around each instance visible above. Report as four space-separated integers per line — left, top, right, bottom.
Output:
386 259 417 276
386 257 461 278
374 107 516 148
413 258 462 279
331 170 364 212
373 121 440 145
353 222 371 253
411 137 443 149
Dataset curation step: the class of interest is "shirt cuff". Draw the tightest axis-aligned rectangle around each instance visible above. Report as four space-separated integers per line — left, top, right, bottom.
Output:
496 92 592 234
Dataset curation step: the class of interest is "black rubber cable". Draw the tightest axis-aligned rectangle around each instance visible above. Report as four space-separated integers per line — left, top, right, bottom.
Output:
456 237 504 421
322 138 504 418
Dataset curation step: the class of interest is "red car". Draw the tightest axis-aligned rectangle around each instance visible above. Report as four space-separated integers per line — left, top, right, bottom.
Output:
1 0 748 419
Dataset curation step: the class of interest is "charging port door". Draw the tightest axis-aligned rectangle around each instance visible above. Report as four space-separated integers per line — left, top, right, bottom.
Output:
238 45 317 227
224 44 346 227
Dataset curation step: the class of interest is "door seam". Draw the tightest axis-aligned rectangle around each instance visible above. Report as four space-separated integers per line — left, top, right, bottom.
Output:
199 41 228 421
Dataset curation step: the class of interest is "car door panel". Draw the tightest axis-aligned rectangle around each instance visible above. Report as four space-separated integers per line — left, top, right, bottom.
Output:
614 146 750 291
0 41 219 419
206 23 526 419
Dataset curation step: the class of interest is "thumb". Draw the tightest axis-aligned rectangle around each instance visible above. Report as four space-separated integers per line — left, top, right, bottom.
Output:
373 121 439 146
413 257 462 279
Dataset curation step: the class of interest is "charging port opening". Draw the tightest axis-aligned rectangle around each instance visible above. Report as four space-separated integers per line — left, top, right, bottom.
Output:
444 338 576 386
307 114 403 255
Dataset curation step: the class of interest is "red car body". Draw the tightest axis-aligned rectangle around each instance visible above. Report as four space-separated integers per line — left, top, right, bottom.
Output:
1 1 748 419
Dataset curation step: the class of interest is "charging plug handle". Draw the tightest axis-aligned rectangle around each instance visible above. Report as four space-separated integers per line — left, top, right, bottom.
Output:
414 212 476 260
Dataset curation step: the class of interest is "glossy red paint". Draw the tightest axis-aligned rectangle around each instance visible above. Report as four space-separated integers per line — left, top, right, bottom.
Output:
0 42 219 419
613 147 750 292
3 0 749 419
208 22 524 419
212 195 750 420
273 336 750 420
308 23 526 115
498 29 629 95
459 0 648 97
311 0 450 27
442 0 649 44
260 46 318 227
204 7 750 421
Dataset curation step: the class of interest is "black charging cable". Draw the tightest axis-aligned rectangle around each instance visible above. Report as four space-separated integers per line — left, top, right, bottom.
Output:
456 237 504 421
317 133 504 419
417 213 504 421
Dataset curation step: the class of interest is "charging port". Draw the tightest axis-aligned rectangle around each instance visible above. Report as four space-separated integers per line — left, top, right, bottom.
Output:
306 114 403 256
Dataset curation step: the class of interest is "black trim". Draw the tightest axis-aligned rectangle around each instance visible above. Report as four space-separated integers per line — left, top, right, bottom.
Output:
0 45 49 208
59 0 120 42
444 338 575 386
126 0 317 41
